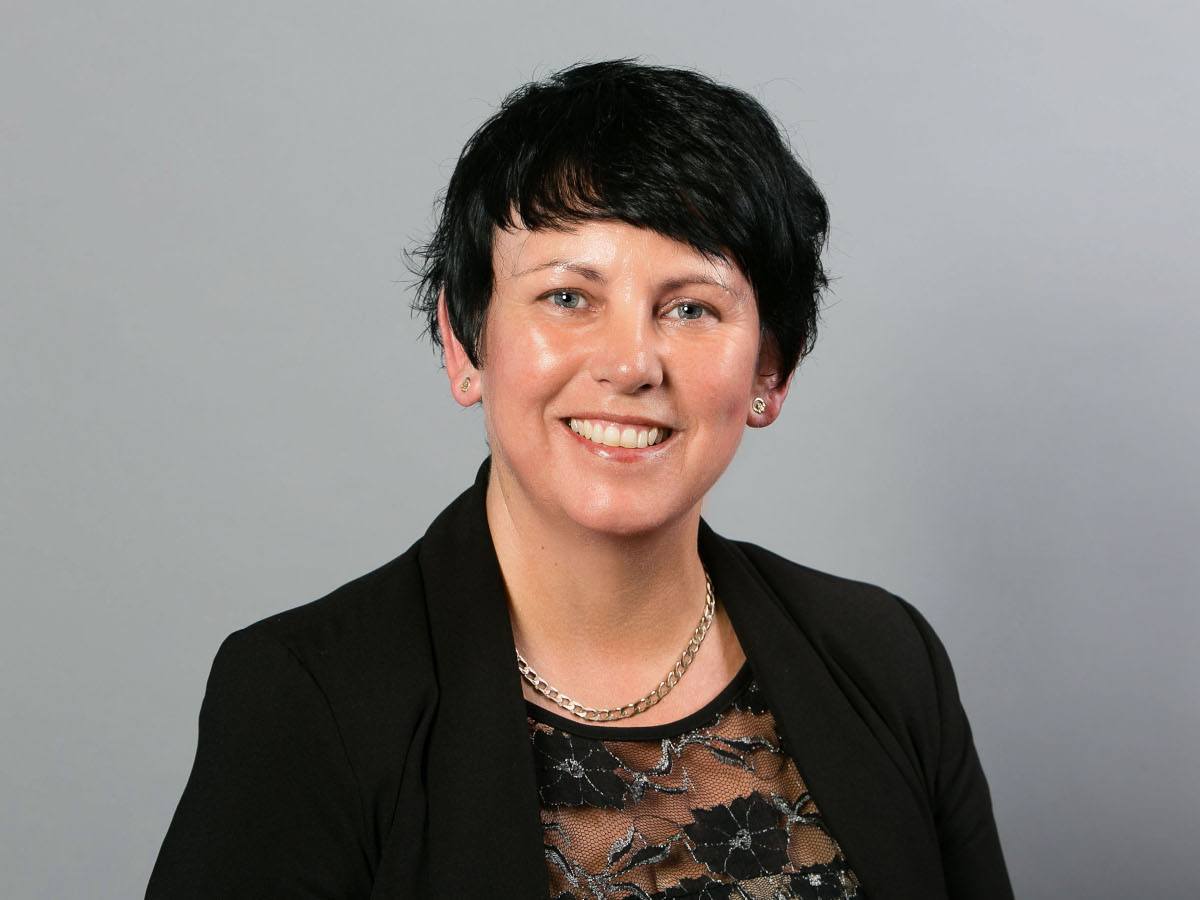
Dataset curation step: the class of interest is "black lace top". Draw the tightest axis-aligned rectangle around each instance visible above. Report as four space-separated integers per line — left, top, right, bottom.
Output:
525 661 864 899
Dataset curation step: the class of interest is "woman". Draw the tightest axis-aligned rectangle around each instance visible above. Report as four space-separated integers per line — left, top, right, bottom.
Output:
147 59 1012 899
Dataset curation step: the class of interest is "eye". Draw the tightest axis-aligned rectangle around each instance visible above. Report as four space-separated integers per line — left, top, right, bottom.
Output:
545 289 587 310
665 301 709 321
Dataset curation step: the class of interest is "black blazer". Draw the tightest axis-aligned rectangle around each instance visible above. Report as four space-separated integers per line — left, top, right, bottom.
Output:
147 456 1013 899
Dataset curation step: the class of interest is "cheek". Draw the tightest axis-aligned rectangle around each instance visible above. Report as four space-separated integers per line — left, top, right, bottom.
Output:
681 338 758 421
484 319 575 408
520 323 574 380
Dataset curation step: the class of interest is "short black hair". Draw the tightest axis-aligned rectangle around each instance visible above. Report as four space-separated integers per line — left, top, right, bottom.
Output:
407 58 831 384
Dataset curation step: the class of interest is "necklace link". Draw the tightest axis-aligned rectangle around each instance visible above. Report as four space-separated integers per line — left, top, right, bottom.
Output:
515 569 716 722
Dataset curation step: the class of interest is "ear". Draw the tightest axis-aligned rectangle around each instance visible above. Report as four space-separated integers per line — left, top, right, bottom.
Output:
747 335 793 428
436 289 481 407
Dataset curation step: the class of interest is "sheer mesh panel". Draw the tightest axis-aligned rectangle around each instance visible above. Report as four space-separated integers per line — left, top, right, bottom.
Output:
526 665 863 899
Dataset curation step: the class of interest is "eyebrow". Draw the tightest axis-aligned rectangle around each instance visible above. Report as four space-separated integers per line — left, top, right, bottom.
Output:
514 260 607 282
513 259 736 297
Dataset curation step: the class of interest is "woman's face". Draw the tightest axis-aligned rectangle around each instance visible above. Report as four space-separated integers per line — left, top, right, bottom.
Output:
446 217 791 537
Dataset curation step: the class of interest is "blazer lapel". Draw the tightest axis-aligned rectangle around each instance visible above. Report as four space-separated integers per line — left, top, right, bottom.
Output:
418 456 550 897
698 519 947 899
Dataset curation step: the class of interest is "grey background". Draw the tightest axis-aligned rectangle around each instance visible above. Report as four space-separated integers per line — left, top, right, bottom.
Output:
2 2 1196 897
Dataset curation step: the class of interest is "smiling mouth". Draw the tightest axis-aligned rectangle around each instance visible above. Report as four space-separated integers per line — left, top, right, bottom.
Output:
562 418 674 449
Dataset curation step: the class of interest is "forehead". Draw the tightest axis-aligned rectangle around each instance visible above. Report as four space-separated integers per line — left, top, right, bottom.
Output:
491 218 749 295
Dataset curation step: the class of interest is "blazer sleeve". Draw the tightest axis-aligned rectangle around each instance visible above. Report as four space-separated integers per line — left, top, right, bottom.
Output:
896 598 1014 900
146 627 372 899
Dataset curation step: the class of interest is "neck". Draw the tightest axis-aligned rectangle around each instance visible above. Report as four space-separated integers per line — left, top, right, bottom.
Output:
485 462 711 693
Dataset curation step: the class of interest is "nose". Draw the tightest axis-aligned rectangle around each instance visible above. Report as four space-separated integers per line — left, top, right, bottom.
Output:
588 302 664 393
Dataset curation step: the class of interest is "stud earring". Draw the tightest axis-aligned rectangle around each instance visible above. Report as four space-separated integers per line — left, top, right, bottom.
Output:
751 397 766 414
459 376 472 393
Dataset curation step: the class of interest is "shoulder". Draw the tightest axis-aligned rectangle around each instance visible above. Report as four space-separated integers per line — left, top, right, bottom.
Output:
731 538 935 649
729 538 951 724
206 537 437 791
233 536 433 681
151 547 437 896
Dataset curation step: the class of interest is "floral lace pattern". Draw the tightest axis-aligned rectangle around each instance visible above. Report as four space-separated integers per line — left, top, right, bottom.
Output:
526 664 863 899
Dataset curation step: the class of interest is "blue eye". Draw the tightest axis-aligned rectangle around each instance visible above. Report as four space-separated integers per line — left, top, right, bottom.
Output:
668 302 707 321
547 289 586 309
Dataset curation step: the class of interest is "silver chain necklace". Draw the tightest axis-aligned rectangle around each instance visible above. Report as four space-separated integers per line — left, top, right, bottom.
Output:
515 569 716 722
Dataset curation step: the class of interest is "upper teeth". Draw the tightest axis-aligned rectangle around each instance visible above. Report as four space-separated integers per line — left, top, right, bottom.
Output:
569 418 672 449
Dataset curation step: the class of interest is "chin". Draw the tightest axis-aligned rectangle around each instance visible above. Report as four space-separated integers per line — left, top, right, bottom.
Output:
561 492 685 538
